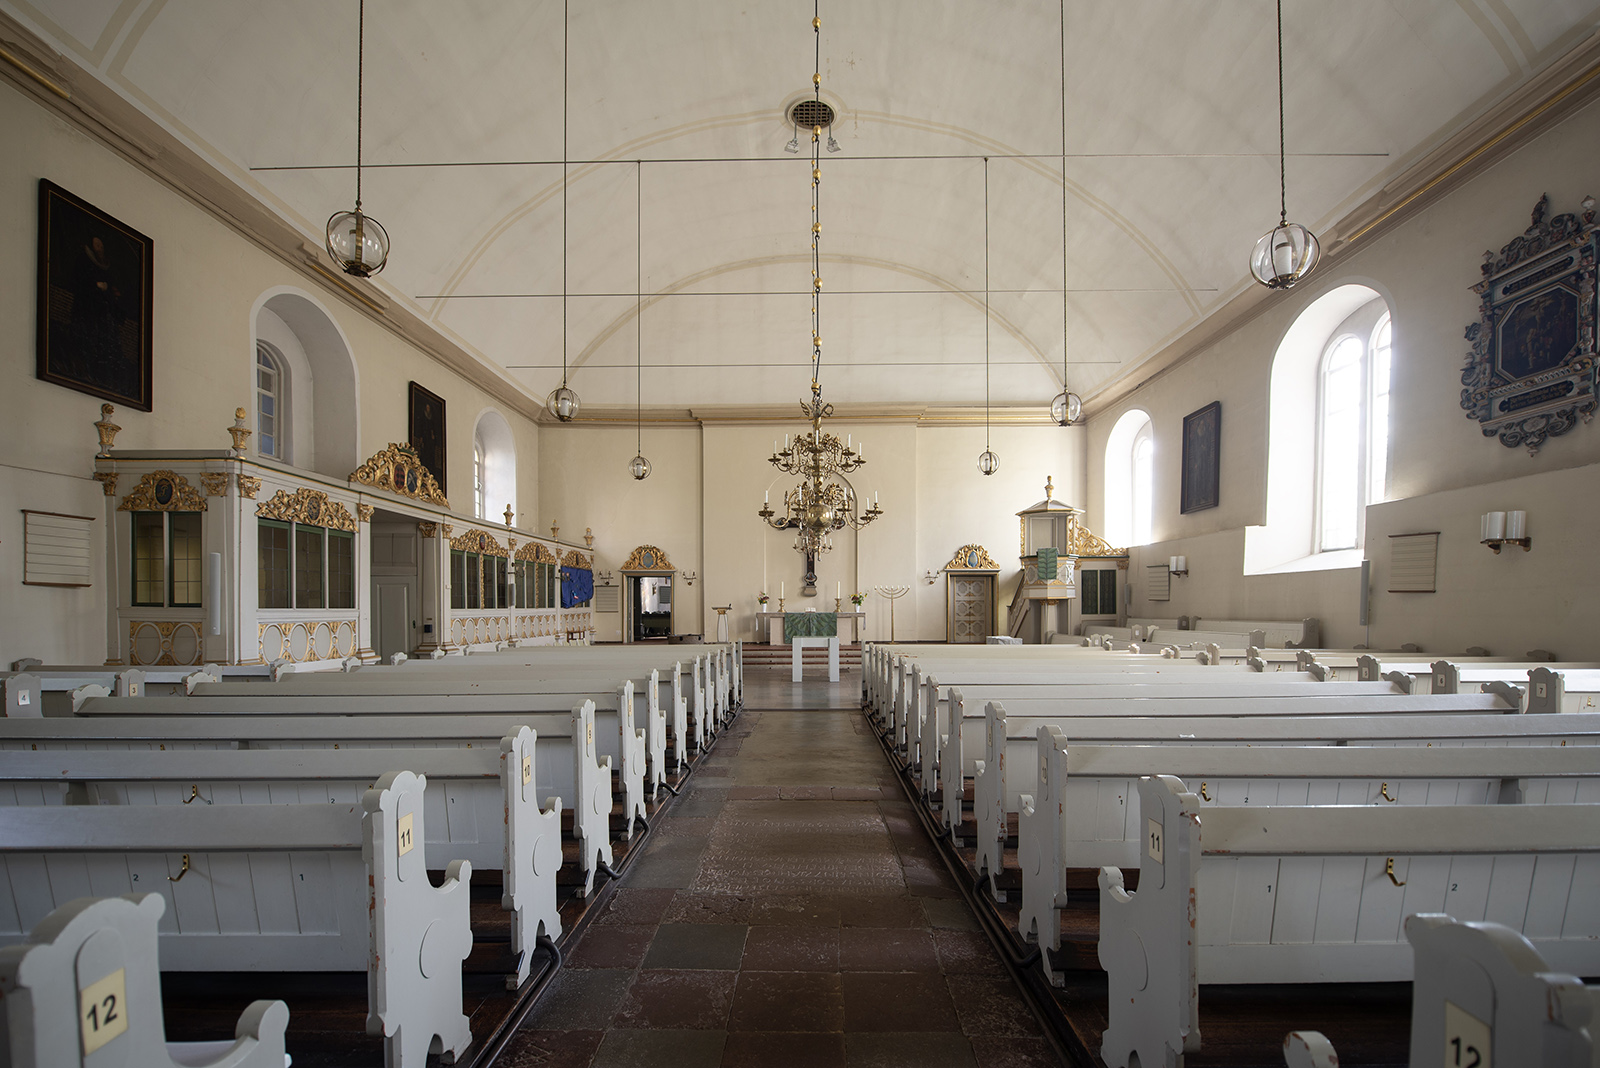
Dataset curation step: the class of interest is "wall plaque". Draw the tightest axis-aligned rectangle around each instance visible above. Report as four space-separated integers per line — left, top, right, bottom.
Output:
1462 194 1598 453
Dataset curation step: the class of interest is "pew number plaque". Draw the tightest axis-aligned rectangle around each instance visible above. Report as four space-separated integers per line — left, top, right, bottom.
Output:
79 967 127 1054
523 754 533 786
1146 818 1164 864
397 812 416 857
1443 1000 1490 1067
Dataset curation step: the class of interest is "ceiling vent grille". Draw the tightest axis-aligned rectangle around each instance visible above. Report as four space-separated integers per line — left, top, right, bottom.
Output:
789 100 836 128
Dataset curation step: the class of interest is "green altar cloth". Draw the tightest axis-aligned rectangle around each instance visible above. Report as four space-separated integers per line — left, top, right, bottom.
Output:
784 612 838 639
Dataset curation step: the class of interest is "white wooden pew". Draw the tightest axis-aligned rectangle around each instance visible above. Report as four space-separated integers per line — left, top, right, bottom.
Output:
1096 774 1600 1068
1018 731 1600 983
961 691 1515 894
0 770 473 1068
0 727 559 988
76 690 630 888
0 894 292 1068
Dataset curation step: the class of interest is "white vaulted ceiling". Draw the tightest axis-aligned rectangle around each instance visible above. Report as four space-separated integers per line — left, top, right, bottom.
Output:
8 0 1599 414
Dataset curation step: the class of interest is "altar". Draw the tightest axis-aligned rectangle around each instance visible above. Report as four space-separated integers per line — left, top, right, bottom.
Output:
774 612 842 682
755 610 865 644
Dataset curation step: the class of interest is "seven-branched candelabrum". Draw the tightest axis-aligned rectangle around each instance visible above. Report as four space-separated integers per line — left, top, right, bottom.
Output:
758 409 882 554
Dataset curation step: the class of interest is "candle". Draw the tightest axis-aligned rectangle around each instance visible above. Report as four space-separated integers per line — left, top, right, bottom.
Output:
1507 510 1526 539
765 490 770 503
1485 511 1506 540
836 581 841 598
781 582 785 597
1169 556 1179 572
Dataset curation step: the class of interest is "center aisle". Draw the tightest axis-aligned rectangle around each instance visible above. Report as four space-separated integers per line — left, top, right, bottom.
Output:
500 666 1061 1068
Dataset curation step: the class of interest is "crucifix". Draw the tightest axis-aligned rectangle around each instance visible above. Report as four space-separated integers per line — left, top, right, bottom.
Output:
801 551 819 596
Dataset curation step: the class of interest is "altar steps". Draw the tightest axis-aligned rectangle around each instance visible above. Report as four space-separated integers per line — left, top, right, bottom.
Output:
742 642 863 668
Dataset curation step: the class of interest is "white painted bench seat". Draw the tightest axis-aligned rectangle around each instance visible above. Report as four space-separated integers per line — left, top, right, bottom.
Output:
0 727 560 987
1096 775 1600 1068
0 770 473 1068
0 894 290 1068
1017 732 1600 978
39 700 620 898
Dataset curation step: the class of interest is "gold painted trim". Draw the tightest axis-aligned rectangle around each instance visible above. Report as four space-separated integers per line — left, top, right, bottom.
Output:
450 527 509 557
118 470 206 512
620 544 672 571
348 443 449 508
255 488 356 532
943 543 1000 570
0 44 69 100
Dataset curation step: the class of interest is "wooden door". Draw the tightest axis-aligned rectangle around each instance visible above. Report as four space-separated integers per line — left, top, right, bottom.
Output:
948 574 994 644
375 582 413 661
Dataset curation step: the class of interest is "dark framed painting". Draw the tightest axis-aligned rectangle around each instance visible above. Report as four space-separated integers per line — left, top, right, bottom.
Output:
408 382 447 494
36 180 154 411
1180 401 1221 514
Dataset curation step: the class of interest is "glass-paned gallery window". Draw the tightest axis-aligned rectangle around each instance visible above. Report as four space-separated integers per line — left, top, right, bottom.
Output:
256 342 286 460
258 519 352 610
451 548 513 610
1317 312 1392 552
132 512 203 608
1104 409 1154 547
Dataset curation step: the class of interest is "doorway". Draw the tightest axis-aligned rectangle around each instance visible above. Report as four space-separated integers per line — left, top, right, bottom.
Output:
947 573 996 643
628 574 674 642
370 518 420 660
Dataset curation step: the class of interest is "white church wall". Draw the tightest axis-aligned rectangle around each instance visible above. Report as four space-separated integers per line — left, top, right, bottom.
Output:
0 81 544 666
1090 94 1600 657
538 419 1085 644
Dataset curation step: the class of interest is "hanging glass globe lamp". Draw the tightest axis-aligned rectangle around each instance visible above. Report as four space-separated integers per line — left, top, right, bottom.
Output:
1050 389 1083 427
547 386 581 422
977 449 999 476
1250 221 1320 290
628 454 652 480
325 207 390 278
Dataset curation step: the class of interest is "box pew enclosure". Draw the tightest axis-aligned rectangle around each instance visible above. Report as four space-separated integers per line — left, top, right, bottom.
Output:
89 445 595 671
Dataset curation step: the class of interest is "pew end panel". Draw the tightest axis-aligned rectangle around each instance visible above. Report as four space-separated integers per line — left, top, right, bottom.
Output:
500 727 562 988
1096 774 1201 1068
1404 913 1596 1068
573 700 615 898
0 893 291 1068
1017 724 1069 980
363 769 474 1068
1282 1031 1338 1068
974 702 1010 900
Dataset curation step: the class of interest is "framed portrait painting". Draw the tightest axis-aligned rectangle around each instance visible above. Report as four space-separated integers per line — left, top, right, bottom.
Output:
1180 401 1221 514
36 180 154 411
408 382 447 494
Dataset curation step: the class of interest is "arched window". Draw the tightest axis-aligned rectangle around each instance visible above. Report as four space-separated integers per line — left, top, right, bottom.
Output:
1247 285 1391 574
473 434 487 519
1317 309 1392 551
1104 409 1154 546
255 341 287 461
472 410 517 524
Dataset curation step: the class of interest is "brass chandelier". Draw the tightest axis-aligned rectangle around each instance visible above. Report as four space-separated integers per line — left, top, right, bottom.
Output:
756 1 882 556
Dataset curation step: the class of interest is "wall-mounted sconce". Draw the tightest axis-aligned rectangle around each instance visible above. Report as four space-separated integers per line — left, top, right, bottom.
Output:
1480 511 1530 554
923 570 939 585
682 571 698 586
1168 555 1189 577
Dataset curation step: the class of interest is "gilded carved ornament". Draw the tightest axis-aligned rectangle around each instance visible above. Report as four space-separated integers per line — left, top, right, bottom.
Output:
620 545 671 571
93 473 118 497
943 544 1000 571
450 527 509 557
255 488 357 532
417 522 438 539
357 504 374 523
348 442 449 507
94 404 120 457
237 475 261 499
201 473 231 497
563 550 592 569
515 541 558 563
1062 515 1126 558
118 471 206 512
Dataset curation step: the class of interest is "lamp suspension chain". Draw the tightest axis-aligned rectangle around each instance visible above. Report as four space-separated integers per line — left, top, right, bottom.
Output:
810 0 823 408
984 156 991 450
562 0 569 388
1277 0 1286 227
355 0 364 211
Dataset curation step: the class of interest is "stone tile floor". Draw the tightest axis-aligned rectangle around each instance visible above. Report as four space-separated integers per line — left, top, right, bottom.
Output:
499 667 1061 1067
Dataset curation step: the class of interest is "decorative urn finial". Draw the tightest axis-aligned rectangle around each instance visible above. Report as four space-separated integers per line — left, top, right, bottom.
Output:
584 527 594 548
1045 476 1054 501
227 406 253 455
93 404 121 458
504 504 514 527
550 522 559 542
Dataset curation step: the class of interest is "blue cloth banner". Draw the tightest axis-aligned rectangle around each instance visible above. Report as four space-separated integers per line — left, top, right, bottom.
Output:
561 567 593 608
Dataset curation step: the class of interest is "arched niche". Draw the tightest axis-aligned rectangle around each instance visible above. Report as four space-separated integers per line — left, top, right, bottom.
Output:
250 287 360 479
472 408 517 521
